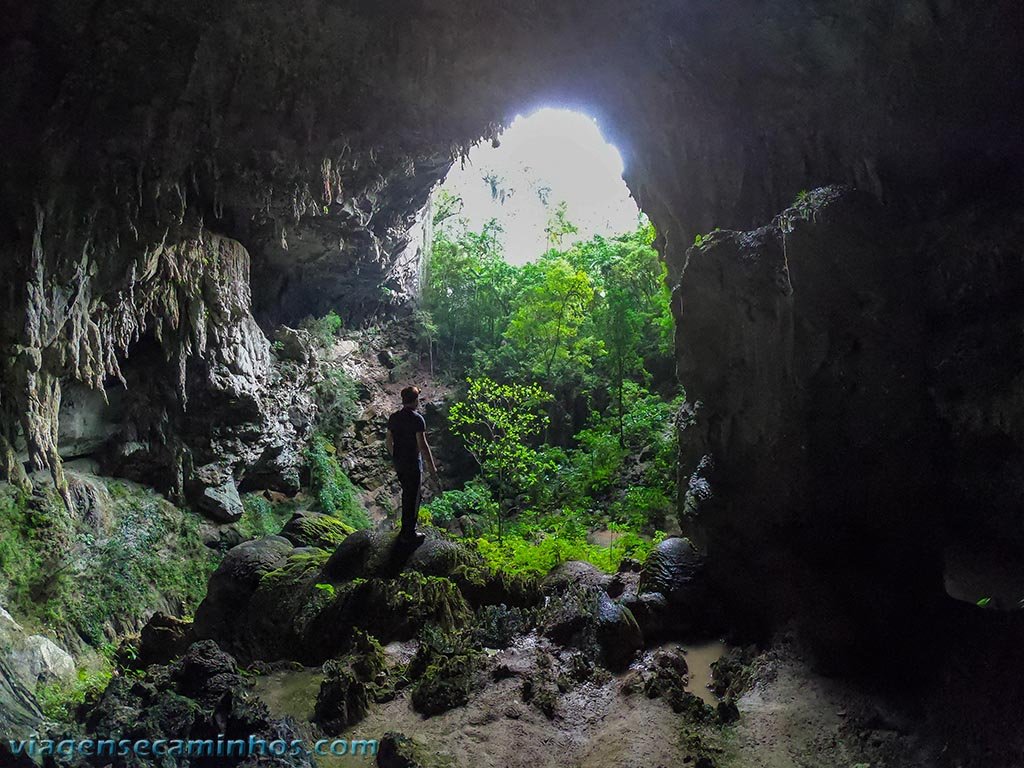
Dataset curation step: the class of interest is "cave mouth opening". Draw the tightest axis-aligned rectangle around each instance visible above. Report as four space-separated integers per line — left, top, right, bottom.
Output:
434 106 644 264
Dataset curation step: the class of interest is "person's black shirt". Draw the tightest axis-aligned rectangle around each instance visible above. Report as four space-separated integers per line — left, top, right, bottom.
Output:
388 407 426 469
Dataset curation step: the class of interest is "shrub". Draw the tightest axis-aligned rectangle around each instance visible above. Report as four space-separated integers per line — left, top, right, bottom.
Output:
316 368 361 439
300 310 344 347
474 525 662 579
36 659 114 723
306 433 371 530
237 494 294 540
421 481 498 529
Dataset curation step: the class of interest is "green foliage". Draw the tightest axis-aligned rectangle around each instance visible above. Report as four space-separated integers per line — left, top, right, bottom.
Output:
261 549 332 588
423 219 516 368
305 433 372 530
315 583 337 599
300 310 344 347
36 660 114 723
504 256 596 380
423 219 682 583
237 494 294 540
422 481 498 529
315 368 361 439
544 201 579 248
449 378 552 532
475 525 663 578
0 482 216 648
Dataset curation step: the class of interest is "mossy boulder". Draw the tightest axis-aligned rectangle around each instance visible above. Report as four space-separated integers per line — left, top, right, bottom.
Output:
539 585 643 669
82 641 315 768
472 604 534 649
315 662 368 734
406 535 480 577
411 653 477 716
450 563 541 609
404 627 479 718
324 528 481 583
133 613 194 668
312 628 392 727
323 529 406 580
539 584 601 647
193 536 293 644
237 548 333 662
302 571 472 663
280 511 354 550
542 560 613 595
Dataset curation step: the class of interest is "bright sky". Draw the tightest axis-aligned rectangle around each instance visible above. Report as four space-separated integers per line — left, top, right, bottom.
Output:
437 108 641 264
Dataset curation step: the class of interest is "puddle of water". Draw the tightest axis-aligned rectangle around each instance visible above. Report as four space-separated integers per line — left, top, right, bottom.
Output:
251 668 324 723
251 668 378 767
682 641 728 707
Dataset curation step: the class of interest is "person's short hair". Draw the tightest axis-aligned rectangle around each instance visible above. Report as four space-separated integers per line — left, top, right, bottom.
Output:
401 386 421 405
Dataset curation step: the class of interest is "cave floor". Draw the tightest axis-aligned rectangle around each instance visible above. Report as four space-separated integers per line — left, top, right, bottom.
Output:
252 633 938 768
718 641 939 768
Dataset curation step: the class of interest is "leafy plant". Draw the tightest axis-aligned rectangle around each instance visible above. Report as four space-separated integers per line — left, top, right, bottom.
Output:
305 433 372 530
237 494 294 540
300 310 344 347
422 481 498 529
36 661 113 723
315 368 361 439
449 377 552 538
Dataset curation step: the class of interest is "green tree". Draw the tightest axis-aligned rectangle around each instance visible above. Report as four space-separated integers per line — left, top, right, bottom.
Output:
504 256 596 381
424 220 517 369
448 377 551 540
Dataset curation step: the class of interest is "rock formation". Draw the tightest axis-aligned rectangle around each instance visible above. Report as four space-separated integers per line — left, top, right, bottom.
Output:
1 2 1023 762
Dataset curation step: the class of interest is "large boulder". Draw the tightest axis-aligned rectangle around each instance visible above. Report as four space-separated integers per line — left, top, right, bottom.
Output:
0 606 75 690
0 659 42 756
189 463 244 523
314 633 387 733
639 537 705 606
406 536 480 577
541 560 613 595
193 536 294 643
594 595 644 671
323 529 403 580
133 613 194 668
83 640 314 767
280 511 354 550
6 636 75 689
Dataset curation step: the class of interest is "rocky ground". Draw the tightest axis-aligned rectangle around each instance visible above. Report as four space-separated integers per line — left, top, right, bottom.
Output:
2 505 940 768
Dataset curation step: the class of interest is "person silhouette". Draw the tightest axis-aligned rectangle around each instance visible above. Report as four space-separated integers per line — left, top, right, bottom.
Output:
385 386 440 544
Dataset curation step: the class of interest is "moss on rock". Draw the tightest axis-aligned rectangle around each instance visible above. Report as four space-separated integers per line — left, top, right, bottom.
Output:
0 476 217 649
280 511 354 550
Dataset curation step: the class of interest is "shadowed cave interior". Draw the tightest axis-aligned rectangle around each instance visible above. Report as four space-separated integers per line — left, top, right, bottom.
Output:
1 2 1024 766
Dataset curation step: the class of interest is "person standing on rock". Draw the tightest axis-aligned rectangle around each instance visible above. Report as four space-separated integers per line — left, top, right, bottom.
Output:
385 385 440 545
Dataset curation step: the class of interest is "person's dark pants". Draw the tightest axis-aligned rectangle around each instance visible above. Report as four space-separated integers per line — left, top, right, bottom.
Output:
395 463 421 539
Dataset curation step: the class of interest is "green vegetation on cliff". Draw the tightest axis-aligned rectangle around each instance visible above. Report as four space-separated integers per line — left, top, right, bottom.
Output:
0 479 216 647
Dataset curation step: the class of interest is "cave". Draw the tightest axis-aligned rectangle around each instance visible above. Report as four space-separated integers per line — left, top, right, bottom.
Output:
2 1 1024 765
